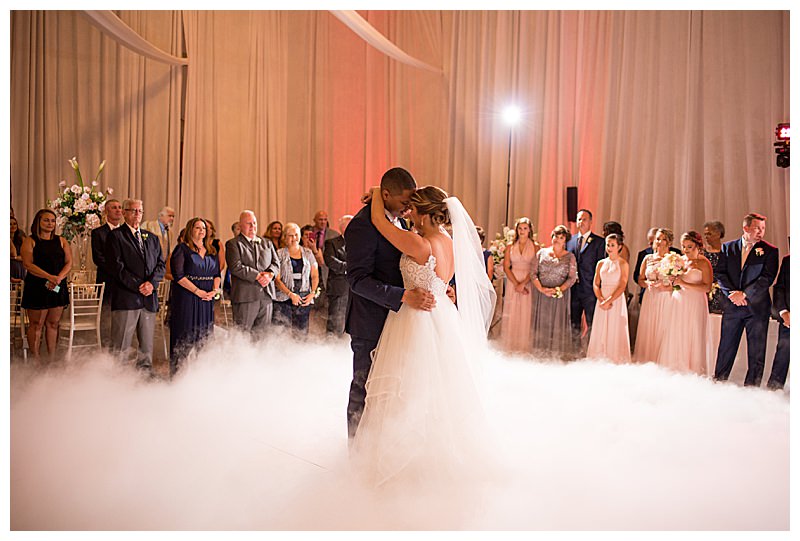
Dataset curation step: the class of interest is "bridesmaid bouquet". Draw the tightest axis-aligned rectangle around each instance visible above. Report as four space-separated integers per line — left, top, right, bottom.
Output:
489 226 516 278
658 252 687 291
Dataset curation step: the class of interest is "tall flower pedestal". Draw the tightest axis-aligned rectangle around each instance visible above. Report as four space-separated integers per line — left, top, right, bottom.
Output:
72 230 90 271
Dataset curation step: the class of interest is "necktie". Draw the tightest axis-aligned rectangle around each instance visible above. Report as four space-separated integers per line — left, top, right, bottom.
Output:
135 230 144 254
577 235 584 252
742 241 753 269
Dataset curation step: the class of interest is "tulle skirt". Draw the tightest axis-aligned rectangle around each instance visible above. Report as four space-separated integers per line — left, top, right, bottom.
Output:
351 293 491 488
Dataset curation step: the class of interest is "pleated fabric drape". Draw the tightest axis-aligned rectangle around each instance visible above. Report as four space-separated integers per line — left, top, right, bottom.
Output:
10 10 789 262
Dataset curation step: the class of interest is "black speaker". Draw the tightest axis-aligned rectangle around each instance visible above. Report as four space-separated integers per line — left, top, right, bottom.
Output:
566 186 578 221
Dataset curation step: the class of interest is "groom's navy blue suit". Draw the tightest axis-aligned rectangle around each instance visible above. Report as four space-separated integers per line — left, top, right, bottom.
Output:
714 237 779 386
344 204 406 439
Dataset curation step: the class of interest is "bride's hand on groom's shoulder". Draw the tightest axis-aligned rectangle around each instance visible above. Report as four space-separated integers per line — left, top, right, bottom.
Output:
361 186 381 205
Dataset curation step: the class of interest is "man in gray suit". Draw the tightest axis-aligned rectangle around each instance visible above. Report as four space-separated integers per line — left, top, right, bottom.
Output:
225 210 280 332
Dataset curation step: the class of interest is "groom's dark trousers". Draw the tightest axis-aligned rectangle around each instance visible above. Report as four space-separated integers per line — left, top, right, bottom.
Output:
344 205 406 439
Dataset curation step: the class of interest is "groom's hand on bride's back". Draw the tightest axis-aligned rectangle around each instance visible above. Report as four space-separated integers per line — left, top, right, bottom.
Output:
402 288 436 311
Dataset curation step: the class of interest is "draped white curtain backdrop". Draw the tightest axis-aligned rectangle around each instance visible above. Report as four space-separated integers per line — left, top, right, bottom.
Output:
10 10 789 257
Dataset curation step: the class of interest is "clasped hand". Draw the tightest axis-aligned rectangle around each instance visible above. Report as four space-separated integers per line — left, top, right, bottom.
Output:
728 290 748 306
256 271 273 288
139 281 154 296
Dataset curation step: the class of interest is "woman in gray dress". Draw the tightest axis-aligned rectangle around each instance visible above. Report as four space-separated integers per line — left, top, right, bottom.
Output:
530 225 578 359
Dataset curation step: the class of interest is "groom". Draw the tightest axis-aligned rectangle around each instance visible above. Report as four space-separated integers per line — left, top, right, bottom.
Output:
344 167 436 440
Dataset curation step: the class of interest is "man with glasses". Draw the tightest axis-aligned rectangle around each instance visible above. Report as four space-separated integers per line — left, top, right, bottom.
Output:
106 199 166 378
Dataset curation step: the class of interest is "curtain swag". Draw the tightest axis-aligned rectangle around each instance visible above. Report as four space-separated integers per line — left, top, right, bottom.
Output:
82 10 189 65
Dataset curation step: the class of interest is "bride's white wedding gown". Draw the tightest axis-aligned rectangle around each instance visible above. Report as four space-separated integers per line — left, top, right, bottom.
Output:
351 253 491 488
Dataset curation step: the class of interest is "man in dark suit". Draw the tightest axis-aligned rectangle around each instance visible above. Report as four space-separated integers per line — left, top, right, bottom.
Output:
767 253 790 390
324 215 352 335
344 167 434 440
714 212 779 386
90 198 124 347
106 199 166 376
225 210 280 333
566 208 606 351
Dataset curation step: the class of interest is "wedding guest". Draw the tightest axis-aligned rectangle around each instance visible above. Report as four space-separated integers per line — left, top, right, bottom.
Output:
20 209 71 360
324 215 352 335
500 217 538 353
586 234 631 364
633 227 681 304
226 210 280 333
531 225 578 359
223 221 241 293
656 231 712 375
10 216 26 282
767 253 790 390
90 198 124 346
205 218 225 275
702 220 726 314
169 218 220 377
274 222 319 334
301 224 326 270
714 213 779 386
264 220 282 250
567 209 605 352
106 199 166 377
141 206 176 262
476 226 494 280
602 221 630 261
634 228 674 364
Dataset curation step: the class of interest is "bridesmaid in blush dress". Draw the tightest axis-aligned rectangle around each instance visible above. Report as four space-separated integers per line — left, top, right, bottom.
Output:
500 217 538 353
633 228 675 364
656 231 712 375
586 234 631 364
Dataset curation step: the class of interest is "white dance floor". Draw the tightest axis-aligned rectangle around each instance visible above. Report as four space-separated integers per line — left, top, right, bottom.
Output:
10 330 789 531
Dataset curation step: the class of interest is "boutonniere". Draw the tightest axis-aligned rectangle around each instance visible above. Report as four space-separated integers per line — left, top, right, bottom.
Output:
252 236 262 243
141 232 149 240
586 236 593 244
755 247 764 256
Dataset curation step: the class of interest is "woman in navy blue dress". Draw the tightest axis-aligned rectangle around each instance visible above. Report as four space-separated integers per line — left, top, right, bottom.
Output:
169 217 220 377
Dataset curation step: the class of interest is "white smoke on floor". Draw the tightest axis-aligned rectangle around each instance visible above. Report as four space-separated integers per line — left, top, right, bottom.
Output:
9 330 789 531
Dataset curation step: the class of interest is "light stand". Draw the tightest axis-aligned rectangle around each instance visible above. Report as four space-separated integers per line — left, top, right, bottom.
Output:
502 105 521 226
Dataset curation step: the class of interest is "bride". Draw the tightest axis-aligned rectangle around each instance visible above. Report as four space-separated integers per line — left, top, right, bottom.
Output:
351 185 496 488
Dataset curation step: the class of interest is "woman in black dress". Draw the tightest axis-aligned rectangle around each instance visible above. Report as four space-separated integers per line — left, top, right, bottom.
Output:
20 209 72 359
702 220 726 314
168 218 220 377
10 216 26 282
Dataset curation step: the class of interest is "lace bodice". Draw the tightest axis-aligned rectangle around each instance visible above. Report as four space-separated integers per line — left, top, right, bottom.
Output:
400 254 448 297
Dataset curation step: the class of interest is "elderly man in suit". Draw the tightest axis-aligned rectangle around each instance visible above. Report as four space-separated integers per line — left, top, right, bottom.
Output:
90 198 124 347
142 206 176 260
767 253 790 390
714 212 779 386
106 199 166 376
566 208 606 351
324 214 352 335
225 210 280 333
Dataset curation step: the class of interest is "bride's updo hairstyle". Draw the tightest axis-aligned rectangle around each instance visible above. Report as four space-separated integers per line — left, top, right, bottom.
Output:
410 186 450 226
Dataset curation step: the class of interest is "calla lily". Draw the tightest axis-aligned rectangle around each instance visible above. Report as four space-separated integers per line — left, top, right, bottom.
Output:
94 160 106 182
69 157 84 187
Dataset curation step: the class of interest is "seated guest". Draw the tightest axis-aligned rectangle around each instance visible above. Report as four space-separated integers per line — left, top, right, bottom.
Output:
324 215 352 335
586 234 631 364
602 221 630 262
702 220 726 314
531 225 578 359
169 218 220 378
20 209 72 360
274 223 319 334
656 231 712 375
264 220 282 251
10 216 26 282
90 198 124 347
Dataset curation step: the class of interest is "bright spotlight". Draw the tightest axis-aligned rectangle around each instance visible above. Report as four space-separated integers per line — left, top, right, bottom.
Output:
503 105 522 126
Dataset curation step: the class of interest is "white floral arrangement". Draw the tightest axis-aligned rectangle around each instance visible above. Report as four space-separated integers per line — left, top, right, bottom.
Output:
48 157 113 241
658 252 687 291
